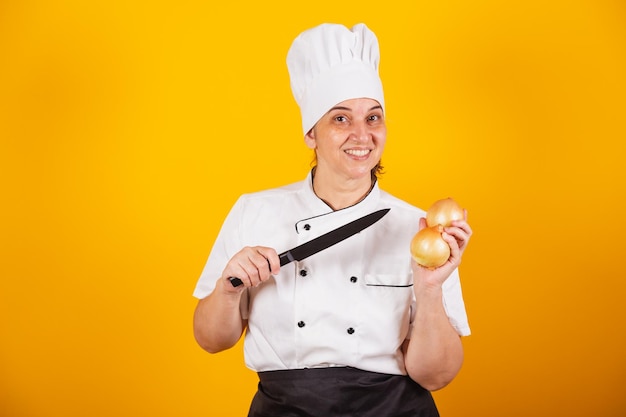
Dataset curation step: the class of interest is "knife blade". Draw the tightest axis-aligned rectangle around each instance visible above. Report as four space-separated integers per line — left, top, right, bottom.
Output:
229 208 390 287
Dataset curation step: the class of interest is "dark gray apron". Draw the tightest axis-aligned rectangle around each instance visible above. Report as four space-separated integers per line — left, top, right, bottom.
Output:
247 367 439 417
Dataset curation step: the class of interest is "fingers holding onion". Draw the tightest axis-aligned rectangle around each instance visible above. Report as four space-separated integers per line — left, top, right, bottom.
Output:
411 197 464 269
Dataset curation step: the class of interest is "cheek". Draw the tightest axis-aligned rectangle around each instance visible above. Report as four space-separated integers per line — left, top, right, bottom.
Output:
375 133 387 150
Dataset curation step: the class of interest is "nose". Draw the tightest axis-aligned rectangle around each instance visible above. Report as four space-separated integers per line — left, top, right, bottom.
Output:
349 120 371 143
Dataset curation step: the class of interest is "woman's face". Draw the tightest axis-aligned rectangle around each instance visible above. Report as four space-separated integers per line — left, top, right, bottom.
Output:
305 98 386 182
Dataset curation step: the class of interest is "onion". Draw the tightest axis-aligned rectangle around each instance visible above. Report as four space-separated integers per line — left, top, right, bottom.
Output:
410 225 451 269
426 197 464 227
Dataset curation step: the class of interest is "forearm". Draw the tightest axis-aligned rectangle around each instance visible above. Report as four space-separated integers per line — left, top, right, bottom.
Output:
404 283 464 391
193 278 246 353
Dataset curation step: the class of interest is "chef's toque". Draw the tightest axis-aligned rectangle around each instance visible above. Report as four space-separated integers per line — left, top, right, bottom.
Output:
287 23 385 136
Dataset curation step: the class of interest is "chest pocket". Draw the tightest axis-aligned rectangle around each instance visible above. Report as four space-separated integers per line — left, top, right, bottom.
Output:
364 273 413 288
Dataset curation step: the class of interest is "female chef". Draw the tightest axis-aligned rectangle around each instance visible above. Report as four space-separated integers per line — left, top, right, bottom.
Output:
193 23 472 417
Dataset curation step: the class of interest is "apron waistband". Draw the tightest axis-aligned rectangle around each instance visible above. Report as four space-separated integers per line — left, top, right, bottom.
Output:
257 366 378 382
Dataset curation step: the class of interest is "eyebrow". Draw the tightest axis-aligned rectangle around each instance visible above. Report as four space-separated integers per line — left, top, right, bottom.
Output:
328 105 383 112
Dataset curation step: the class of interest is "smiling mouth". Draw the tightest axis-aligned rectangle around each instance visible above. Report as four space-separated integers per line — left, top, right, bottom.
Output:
345 149 370 157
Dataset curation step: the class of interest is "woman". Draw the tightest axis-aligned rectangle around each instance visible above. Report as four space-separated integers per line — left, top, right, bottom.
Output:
193 23 472 416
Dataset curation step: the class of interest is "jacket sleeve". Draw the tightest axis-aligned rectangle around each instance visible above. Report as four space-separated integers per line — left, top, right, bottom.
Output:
442 268 471 336
193 196 246 299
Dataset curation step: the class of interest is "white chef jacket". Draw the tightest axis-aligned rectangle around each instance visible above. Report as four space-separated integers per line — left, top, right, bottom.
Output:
193 171 470 376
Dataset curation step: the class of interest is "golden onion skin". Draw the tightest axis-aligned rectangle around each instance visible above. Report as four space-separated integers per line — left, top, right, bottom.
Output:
410 225 451 269
426 197 464 228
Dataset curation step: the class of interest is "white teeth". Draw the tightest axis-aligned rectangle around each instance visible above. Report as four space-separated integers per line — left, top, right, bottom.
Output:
345 149 370 157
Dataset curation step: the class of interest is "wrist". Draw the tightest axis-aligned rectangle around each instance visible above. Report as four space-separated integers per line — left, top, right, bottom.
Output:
413 278 443 299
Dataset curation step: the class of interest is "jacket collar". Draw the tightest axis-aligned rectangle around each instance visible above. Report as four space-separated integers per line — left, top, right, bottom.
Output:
302 169 381 215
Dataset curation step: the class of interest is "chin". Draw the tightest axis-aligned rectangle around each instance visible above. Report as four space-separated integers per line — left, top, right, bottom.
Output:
347 168 375 181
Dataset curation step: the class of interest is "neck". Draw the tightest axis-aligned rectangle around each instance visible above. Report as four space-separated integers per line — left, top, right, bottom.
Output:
312 168 374 211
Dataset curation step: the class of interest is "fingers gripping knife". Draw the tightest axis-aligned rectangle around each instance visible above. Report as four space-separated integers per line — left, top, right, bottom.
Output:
229 208 390 287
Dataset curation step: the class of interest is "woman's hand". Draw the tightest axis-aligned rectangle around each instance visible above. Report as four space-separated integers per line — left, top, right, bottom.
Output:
405 211 471 389
221 246 280 291
412 211 472 288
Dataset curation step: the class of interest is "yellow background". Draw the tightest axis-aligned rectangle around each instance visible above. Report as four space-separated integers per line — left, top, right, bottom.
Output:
1 0 625 416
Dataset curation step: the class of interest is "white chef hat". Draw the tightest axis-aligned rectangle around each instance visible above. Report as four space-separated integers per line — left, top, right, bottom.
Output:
287 23 385 136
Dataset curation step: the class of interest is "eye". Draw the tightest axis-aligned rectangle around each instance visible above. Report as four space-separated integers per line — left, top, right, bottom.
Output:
334 115 347 122
368 114 381 122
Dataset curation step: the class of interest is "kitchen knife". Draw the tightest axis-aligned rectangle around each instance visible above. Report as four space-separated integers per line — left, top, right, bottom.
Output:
229 208 390 287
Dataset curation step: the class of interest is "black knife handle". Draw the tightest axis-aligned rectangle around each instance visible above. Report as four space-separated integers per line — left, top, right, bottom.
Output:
228 251 294 287
278 251 293 266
